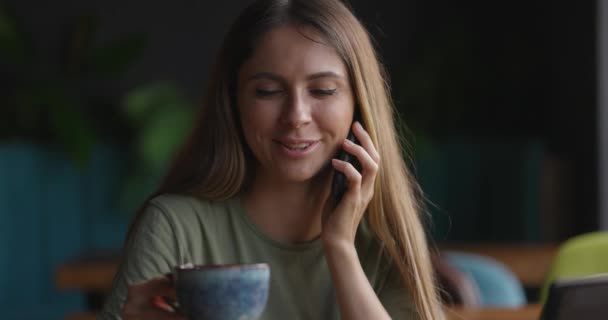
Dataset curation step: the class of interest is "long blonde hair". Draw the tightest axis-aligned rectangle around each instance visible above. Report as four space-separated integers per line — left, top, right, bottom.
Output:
128 0 443 318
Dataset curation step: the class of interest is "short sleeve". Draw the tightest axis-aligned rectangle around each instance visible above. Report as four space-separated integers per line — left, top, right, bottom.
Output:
98 203 181 320
378 264 420 320
355 220 420 319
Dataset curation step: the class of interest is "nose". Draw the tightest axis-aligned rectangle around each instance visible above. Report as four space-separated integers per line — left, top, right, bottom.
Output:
281 90 311 129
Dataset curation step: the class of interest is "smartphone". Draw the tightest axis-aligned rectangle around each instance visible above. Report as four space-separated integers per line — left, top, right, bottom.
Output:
330 121 362 208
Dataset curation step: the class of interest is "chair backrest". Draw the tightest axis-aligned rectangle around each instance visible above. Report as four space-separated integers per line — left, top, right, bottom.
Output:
540 231 608 304
433 254 481 307
442 251 527 307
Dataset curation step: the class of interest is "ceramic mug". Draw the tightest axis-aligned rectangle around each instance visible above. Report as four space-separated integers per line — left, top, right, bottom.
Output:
172 263 270 320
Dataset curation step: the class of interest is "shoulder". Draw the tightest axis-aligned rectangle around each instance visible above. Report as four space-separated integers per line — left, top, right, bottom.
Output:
148 193 229 216
144 193 235 227
149 193 206 211
133 194 236 253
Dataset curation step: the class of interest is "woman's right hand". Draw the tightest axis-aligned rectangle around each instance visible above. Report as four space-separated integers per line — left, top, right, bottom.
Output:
121 277 185 320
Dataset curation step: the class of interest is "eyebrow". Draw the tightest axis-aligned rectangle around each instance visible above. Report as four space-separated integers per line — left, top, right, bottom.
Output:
247 71 344 82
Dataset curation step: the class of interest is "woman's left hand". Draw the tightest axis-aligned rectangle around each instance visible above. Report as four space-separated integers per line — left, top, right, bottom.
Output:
321 121 380 247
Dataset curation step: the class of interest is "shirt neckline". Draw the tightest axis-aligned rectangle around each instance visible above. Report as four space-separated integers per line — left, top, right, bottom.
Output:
229 197 324 252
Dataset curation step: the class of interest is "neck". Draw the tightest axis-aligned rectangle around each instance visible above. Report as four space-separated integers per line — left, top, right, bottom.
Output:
241 168 331 244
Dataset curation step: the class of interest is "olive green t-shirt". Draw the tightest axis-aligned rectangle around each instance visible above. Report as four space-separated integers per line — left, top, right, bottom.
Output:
99 194 417 319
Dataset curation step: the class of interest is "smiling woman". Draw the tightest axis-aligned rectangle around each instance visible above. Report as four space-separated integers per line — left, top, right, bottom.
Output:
99 1 444 320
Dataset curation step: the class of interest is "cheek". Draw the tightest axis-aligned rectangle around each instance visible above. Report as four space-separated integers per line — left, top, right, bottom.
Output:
239 106 272 145
316 101 354 134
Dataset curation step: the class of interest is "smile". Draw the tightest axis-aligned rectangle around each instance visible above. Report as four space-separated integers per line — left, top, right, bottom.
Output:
282 142 314 150
275 140 319 158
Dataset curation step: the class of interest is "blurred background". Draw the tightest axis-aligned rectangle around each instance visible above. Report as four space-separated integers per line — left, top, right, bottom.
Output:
0 0 605 319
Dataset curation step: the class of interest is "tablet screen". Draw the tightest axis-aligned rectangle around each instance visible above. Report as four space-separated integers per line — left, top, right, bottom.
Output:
541 274 608 320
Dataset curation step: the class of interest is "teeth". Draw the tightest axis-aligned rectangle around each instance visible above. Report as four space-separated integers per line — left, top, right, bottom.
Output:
284 143 312 150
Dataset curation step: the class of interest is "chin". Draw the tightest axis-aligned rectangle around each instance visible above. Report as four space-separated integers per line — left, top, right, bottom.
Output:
280 171 317 183
274 165 318 183
281 163 332 184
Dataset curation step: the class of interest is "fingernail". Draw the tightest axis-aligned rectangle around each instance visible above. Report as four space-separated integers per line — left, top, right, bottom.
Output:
344 139 354 145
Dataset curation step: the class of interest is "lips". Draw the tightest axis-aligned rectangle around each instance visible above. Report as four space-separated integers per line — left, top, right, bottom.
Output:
282 142 314 150
276 139 318 148
274 139 319 158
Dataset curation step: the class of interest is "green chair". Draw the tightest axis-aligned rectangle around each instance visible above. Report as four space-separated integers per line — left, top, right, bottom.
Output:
540 231 608 304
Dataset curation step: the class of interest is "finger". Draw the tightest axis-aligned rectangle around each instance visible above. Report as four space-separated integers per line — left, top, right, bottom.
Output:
332 158 362 193
352 121 380 163
152 295 177 313
128 277 176 307
342 138 378 180
139 307 185 320
123 300 185 320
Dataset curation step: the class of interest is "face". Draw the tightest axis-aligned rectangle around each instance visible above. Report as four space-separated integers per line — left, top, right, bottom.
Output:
237 24 355 184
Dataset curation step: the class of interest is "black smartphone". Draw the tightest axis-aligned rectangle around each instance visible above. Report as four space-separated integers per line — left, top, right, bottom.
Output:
330 122 362 208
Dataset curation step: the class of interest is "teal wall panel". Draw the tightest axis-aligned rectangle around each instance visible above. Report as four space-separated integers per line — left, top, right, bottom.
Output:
0 145 44 307
416 139 544 242
0 144 130 319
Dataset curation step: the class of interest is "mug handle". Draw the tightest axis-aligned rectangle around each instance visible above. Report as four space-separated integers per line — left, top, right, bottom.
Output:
152 273 181 313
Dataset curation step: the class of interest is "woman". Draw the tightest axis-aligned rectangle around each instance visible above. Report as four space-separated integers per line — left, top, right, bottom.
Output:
100 0 444 319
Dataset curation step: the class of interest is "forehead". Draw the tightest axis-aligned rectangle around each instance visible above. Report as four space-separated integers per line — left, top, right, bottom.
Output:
239 24 348 79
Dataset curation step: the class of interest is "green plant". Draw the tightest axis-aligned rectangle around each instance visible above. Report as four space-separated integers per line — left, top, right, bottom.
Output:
0 5 197 215
119 83 196 214
0 5 145 165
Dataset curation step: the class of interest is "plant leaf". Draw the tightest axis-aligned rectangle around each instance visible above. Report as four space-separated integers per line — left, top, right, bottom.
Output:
47 93 97 166
123 83 185 125
137 106 194 172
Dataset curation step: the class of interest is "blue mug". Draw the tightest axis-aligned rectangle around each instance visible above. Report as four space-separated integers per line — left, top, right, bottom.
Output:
173 263 270 320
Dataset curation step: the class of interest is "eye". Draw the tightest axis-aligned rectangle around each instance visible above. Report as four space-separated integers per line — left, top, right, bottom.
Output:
255 89 282 97
311 88 337 96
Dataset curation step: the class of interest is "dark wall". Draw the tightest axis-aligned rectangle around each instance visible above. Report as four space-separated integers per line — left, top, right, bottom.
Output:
3 0 598 240
544 1 597 238
3 0 249 99
366 1 598 240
